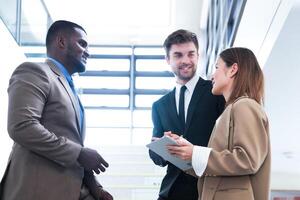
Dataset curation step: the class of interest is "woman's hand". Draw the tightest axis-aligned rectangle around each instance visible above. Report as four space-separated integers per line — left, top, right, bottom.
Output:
165 132 194 161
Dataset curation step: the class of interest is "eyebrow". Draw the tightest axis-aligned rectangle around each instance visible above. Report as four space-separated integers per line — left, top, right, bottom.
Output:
173 52 182 55
173 50 196 54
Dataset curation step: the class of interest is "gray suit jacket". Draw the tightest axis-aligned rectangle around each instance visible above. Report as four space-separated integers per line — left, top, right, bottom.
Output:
0 60 86 200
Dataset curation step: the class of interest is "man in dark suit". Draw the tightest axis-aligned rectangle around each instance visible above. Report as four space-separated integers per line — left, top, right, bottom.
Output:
0 20 113 200
149 29 225 200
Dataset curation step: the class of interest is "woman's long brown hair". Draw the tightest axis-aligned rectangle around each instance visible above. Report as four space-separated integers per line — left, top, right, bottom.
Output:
219 47 264 105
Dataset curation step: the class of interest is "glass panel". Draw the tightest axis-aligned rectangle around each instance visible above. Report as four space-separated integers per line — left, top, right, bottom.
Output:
21 46 45 54
0 0 17 38
89 47 132 55
85 128 131 146
21 0 49 44
85 109 131 127
80 94 129 107
135 95 163 107
136 77 174 90
132 128 153 145
26 57 46 62
75 76 129 89
133 110 152 127
86 58 130 71
134 47 165 55
136 59 170 72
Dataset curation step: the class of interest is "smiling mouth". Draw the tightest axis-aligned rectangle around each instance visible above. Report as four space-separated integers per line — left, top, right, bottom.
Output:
179 65 191 70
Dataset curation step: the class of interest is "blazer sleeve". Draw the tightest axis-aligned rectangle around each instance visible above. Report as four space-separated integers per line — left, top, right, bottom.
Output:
7 62 82 167
204 100 269 176
148 101 168 167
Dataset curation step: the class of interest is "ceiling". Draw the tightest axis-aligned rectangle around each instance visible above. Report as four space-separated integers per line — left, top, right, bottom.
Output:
42 0 203 45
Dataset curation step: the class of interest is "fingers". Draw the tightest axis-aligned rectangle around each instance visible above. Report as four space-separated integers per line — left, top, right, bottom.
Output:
165 132 181 142
177 137 191 146
78 147 110 174
94 155 109 174
99 188 114 200
164 131 172 137
99 156 109 168
94 168 101 174
167 145 181 155
151 137 160 141
167 146 192 161
164 131 178 138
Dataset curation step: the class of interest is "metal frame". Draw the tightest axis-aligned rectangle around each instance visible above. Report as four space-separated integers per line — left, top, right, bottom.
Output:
203 0 247 77
24 45 172 112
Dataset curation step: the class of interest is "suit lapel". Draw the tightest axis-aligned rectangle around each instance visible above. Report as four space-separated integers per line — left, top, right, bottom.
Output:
185 78 207 134
168 88 182 131
46 59 83 141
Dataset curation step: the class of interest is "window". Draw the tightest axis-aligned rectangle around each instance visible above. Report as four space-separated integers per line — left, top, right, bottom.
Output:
23 45 173 145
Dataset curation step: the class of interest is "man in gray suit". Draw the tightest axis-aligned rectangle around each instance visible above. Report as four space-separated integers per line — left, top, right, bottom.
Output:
0 20 113 200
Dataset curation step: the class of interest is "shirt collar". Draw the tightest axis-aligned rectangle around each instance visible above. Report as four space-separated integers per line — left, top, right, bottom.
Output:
176 74 199 93
47 57 73 83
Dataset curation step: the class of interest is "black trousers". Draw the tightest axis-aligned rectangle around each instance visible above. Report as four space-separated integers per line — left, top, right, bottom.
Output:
158 172 198 200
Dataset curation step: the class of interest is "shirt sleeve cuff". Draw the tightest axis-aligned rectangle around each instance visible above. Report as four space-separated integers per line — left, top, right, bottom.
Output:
192 145 212 176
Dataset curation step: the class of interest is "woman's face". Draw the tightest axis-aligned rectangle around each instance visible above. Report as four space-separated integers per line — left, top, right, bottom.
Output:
212 57 232 96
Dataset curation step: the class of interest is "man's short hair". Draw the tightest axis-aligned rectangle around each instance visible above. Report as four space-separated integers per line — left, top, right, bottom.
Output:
163 29 199 57
46 20 86 49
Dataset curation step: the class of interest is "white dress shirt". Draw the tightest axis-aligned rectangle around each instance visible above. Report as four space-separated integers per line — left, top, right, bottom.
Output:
192 146 211 176
175 74 199 122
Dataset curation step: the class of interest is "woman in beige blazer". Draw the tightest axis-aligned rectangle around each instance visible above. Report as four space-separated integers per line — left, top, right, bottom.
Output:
167 47 270 200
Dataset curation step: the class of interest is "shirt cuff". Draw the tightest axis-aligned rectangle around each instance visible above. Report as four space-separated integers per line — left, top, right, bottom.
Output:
192 146 212 176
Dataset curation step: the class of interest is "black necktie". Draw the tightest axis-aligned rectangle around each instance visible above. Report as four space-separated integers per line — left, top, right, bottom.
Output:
179 85 187 131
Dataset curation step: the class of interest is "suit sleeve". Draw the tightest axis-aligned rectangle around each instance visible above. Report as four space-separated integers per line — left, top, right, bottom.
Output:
204 100 269 176
7 62 82 167
148 101 168 167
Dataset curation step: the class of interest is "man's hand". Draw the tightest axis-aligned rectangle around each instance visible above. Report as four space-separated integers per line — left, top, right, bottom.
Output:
83 171 113 200
164 131 181 141
151 137 160 141
98 187 113 200
77 147 109 174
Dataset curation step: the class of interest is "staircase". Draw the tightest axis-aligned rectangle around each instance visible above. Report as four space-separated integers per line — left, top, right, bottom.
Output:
93 145 165 200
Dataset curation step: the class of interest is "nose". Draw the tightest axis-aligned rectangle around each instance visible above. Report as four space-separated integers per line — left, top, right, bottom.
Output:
211 71 217 82
84 48 90 58
181 54 190 64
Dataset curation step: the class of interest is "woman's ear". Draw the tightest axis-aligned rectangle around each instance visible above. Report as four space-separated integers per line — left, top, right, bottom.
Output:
229 63 238 78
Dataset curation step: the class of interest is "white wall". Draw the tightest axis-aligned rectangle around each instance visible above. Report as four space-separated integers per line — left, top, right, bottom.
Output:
234 0 300 190
263 0 300 190
0 19 25 178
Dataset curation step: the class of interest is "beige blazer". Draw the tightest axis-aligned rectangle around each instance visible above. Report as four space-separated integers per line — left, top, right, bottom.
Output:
190 96 270 200
0 60 86 200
